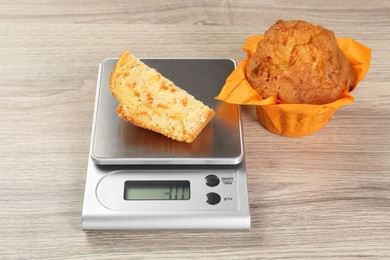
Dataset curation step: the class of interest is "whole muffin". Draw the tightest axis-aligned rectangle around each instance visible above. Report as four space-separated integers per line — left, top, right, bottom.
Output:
246 20 356 104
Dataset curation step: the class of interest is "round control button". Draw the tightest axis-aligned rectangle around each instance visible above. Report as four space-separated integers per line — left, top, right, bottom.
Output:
206 192 221 205
205 175 220 187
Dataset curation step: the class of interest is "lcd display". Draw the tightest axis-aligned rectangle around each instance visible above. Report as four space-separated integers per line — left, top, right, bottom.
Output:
124 181 190 200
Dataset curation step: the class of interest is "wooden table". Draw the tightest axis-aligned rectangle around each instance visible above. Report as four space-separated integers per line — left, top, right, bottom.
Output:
1 1 389 258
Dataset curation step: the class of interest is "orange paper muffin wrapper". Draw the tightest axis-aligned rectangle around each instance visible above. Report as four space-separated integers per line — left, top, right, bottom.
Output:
216 35 371 137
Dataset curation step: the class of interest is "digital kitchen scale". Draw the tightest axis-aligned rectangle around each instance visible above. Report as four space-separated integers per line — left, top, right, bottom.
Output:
82 57 250 230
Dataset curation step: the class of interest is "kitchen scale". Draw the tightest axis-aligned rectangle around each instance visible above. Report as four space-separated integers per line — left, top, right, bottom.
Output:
82 57 250 230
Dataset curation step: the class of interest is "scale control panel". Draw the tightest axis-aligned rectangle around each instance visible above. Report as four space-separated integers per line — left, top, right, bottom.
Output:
96 170 239 211
83 158 250 230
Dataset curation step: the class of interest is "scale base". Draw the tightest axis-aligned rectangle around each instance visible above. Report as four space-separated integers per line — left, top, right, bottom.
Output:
82 157 250 230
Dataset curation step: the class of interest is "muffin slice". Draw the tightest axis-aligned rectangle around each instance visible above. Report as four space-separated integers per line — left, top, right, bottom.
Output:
110 51 215 143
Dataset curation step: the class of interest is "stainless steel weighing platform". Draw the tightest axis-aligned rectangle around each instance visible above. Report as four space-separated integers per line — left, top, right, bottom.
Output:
82 57 250 230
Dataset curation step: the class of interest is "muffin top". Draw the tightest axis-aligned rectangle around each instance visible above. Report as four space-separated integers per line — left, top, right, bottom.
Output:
246 20 356 104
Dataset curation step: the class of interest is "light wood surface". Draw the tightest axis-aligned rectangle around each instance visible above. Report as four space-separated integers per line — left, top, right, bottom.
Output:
1 1 389 258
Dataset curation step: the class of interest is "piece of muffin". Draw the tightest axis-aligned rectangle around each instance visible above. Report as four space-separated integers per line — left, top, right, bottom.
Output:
246 20 356 104
110 51 215 143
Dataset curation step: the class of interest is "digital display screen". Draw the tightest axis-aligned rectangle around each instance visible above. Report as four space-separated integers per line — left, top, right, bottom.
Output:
124 181 190 200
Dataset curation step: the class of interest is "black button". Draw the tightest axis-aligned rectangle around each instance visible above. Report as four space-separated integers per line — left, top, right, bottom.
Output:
206 192 221 205
205 175 220 187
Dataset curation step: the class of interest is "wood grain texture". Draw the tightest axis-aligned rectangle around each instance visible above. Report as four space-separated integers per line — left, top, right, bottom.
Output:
0 0 389 259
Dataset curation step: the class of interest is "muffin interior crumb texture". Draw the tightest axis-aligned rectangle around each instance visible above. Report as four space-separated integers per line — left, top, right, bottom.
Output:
246 20 356 104
110 51 214 143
